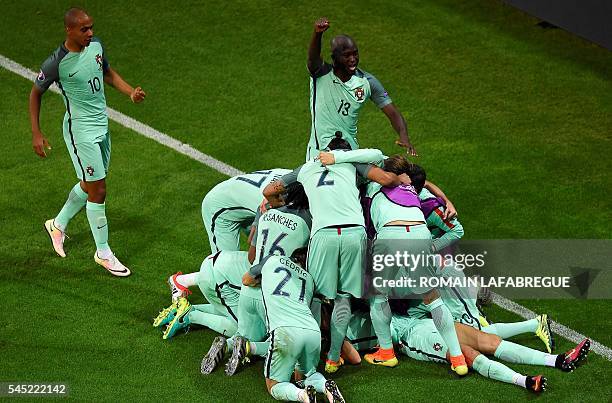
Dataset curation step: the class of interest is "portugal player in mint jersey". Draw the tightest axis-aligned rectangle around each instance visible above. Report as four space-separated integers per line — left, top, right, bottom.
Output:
258 249 346 403
30 8 146 277
264 134 405 374
202 168 291 253
306 17 417 161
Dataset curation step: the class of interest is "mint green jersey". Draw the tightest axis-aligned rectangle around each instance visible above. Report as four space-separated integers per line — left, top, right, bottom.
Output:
212 251 251 290
204 169 291 216
35 38 109 143
307 63 393 159
366 182 426 232
280 162 371 236
252 206 312 264
260 256 318 332
418 188 464 252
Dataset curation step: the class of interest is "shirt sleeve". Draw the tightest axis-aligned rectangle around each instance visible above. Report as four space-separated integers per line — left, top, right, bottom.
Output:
364 71 393 109
280 166 302 187
249 254 273 278
250 211 263 246
34 53 61 93
295 208 313 231
91 37 110 73
428 207 464 252
353 163 373 178
332 149 384 165
309 62 333 79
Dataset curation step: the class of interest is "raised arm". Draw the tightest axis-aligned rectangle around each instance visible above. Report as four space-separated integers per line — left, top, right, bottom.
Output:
424 180 456 220
103 67 146 103
307 17 329 75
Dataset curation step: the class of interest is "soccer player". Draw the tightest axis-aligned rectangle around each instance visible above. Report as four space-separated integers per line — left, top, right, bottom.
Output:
306 17 416 161
323 152 468 375
30 8 146 276
263 134 406 374
202 169 290 253
344 311 590 393
258 248 345 403
409 164 555 353
153 250 248 340
201 183 312 376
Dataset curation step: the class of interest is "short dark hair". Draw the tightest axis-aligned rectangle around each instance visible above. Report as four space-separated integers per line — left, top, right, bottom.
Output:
406 164 426 193
284 182 309 210
383 154 411 175
327 131 351 151
290 247 308 269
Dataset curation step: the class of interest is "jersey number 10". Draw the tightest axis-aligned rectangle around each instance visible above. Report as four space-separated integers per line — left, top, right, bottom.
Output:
88 77 101 94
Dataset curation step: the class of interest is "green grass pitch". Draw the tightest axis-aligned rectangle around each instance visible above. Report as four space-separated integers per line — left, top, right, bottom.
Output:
1 0 610 402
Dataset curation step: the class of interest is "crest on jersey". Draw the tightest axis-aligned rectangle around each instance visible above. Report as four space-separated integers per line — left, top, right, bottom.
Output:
37 70 45 81
86 166 95 176
433 343 442 352
354 87 365 101
95 54 103 71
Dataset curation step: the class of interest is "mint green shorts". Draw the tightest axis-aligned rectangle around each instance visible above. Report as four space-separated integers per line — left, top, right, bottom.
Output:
264 326 321 382
197 257 239 324
63 125 110 182
201 194 254 254
372 225 437 297
307 226 367 299
236 285 267 341
393 317 448 363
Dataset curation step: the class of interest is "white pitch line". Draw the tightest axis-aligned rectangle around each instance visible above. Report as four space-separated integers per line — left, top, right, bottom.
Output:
492 293 612 360
2 52 610 361
0 54 243 178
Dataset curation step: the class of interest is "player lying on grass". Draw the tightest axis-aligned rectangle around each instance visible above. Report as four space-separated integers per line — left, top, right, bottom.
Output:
344 310 590 393
201 183 312 376
153 251 249 340
406 163 555 353
202 168 290 253
258 248 345 403
263 135 409 375
318 150 469 375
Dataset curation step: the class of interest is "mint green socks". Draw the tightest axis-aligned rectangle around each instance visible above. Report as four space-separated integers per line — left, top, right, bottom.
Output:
369 296 393 349
270 382 303 401
494 340 557 366
481 319 538 339
328 296 351 361
55 183 88 231
472 354 526 388
188 307 237 337
426 298 463 357
86 201 110 253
